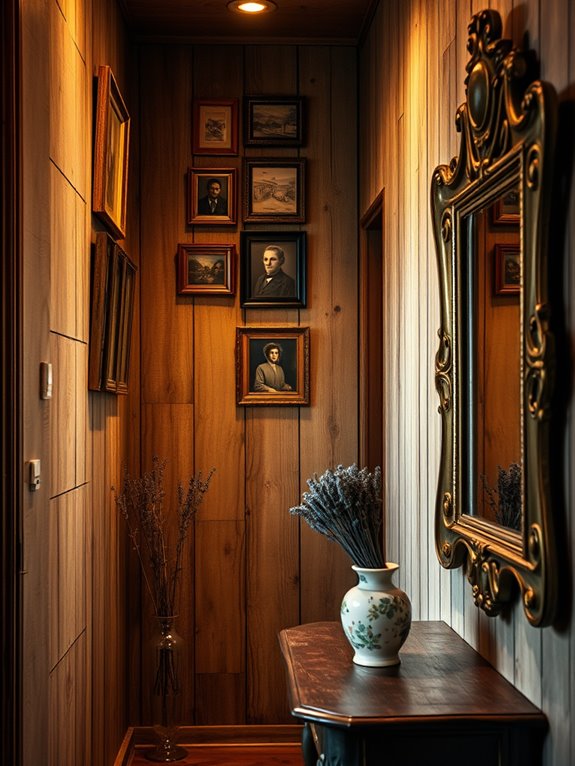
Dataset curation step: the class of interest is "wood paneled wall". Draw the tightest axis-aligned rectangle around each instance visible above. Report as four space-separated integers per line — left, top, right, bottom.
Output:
21 0 137 764
137 42 358 726
359 2 575 765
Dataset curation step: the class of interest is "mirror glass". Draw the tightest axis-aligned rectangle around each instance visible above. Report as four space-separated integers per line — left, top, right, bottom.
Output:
460 185 522 532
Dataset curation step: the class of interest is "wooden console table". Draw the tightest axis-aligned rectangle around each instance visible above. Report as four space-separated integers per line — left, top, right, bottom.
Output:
279 621 547 766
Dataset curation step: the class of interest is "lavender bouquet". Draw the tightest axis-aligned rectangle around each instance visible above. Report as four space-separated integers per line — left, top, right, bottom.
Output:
289 464 385 568
114 456 214 617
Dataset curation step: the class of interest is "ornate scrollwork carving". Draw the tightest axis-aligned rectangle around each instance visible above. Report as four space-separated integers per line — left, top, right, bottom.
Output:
466 540 502 616
526 304 553 420
430 9 557 627
441 492 454 524
435 331 452 413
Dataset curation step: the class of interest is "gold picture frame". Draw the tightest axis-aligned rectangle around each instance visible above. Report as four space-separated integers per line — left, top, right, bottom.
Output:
187 168 237 226
92 65 130 240
236 327 310 406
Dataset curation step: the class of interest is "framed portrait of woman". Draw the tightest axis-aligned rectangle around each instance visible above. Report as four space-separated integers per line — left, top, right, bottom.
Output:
236 326 310 406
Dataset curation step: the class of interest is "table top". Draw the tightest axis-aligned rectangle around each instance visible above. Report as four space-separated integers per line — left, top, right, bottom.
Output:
279 621 546 729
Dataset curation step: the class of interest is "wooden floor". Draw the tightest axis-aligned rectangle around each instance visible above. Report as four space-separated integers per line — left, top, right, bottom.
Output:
130 743 305 765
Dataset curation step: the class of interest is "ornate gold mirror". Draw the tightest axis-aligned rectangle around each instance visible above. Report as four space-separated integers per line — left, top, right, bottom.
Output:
431 10 557 626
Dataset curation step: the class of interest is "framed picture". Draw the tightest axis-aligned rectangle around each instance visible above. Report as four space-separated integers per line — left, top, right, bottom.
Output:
89 232 137 394
491 188 520 225
244 96 304 147
243 158 305 223
187 168 237 225
177 243 236 295
240 230 306 309
494 244 521 295
236 326 310 406
92 65 130 240
193 98 238 155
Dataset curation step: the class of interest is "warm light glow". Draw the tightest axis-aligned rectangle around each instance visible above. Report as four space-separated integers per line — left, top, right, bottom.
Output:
227 0 277 14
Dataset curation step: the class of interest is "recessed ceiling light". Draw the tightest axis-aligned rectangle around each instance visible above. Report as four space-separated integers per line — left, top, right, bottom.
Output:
227 0 277 14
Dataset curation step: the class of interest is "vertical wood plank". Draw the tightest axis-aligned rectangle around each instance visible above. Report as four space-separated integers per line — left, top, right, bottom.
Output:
298 45 359 622
246 410 300 723
140 404 196 722
49 488 86 668
243 43 301 726
50 333 77 496
140 46 194 405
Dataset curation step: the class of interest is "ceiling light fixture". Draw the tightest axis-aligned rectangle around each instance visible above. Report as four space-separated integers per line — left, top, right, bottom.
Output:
227 0 277 14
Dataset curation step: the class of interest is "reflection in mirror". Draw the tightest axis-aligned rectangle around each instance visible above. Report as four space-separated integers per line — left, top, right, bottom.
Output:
430 9 558 626
461 188 522 532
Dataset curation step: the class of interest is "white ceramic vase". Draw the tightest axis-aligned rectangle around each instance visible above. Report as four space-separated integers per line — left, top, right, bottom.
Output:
340 563 412 667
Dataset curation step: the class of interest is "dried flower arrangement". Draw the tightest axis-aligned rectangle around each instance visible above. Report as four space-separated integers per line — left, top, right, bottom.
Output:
289 464 385 568
482 462 522 532
114 456 215 617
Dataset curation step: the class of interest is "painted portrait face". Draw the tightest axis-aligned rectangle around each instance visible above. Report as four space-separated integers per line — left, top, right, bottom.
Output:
207 181 221 199
262 248 283 276
267 347 280 363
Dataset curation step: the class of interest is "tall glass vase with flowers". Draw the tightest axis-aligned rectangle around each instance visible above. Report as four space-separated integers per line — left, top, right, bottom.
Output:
290 464 411 667
115 457 214 761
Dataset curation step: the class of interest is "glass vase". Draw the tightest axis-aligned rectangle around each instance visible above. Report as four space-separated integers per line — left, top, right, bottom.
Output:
146 616 187 762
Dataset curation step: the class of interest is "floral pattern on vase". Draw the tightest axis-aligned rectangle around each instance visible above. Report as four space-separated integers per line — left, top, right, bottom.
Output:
340 563 411 667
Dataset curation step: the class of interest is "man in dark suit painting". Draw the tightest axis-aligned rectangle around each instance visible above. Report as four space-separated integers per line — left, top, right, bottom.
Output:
253 245 296 297
198 178 228 215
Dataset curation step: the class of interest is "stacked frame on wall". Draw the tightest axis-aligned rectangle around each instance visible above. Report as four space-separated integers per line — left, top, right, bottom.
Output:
243 158 305 223
243 96 304 147
92 65 130 241
192 98 239 155
89 232 137 394
236 326 310 406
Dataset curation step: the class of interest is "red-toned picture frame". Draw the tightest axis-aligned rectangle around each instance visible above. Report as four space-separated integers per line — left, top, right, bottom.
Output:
193 98 238 155
494 243 520 295
176 243 236 295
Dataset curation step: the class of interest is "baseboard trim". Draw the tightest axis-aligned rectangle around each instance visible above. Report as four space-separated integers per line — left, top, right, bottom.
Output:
114 724 303 765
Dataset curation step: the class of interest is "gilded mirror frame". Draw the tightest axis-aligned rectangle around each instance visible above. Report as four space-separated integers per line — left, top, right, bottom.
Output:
431 10 557 626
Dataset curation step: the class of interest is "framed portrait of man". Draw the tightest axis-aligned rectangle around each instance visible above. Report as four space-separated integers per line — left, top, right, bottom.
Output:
236 326 310 406
240 230 306 309
187 168 237 225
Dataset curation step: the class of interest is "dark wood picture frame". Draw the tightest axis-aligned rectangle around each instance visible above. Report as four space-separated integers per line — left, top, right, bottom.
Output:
491 188 520 225
177 243 236 295
236 326 310 406
89 232 137 394
243 158 305 223
244 96 304 147
494 243 521 295
192 98 239 155
240 230 306 309
92 65 130 240
187 167 237 225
